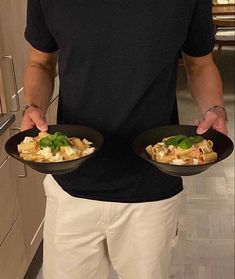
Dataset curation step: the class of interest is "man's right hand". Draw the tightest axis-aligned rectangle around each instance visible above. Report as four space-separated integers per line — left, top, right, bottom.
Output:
21 106 48 132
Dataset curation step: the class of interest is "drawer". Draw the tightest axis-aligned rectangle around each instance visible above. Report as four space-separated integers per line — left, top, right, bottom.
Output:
0 156 20 244
0 216 28 279
18 167 46 263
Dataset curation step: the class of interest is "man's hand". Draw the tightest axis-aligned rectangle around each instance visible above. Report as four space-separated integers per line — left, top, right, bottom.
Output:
196 110 228 136
21 106 48 132
21 46 57 132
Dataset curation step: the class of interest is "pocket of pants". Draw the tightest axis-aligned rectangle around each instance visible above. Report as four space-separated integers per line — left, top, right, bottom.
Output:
171 221 179 248
43 174 51 197
43 174 80 204
43 174 66 199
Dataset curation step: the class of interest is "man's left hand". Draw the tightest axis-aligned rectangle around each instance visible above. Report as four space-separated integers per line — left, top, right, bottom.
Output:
196 110 228 136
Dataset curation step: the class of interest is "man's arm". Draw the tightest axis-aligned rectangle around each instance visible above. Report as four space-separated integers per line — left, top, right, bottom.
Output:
182 52 228 135
21 46 58 131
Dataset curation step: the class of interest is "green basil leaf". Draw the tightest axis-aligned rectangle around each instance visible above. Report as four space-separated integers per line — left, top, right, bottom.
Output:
178 138 192 149
165 137 178 146
189 136 204 144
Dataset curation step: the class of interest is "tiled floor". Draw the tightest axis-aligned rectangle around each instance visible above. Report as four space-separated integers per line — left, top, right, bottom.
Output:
25 48 234 279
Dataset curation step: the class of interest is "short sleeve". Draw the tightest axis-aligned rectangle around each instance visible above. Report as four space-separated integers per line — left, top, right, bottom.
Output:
25 0 58 53
182 0 215 57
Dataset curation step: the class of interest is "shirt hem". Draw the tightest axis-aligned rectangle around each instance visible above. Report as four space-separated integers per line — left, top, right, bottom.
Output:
182 41 215 57
60 185 184 203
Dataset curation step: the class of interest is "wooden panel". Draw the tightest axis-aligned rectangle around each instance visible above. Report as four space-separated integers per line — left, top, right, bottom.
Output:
0 156 20 245
0 217 28 279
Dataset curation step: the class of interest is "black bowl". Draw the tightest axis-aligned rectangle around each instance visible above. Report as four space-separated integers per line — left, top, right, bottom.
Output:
5 125 104 175
133 125 234 176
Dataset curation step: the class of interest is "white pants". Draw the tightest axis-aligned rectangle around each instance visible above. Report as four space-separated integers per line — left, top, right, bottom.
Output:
42 174 182 279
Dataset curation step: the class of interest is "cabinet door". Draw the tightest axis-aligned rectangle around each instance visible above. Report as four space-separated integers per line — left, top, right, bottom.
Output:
0 130 20 245
0 216 28 279
17 167 46 264
0 0 28 92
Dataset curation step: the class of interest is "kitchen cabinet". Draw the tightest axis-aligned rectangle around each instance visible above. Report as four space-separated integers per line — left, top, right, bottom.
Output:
0 97 59 278
0 116 20 246
0 1 60 277
0 146 20 246
0 114 28 279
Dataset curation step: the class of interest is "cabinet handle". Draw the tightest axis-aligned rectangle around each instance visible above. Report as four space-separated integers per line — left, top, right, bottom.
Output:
0 155 9 169
11 126 28 178
0 113 15 136
0 55 20 112
18 164 27 178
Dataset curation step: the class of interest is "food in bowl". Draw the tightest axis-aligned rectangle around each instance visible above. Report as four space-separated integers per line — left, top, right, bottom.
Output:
17 131 95 162
145 135 217 165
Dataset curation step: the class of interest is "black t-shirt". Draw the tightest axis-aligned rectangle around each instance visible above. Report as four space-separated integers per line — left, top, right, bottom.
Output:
25 0 214 202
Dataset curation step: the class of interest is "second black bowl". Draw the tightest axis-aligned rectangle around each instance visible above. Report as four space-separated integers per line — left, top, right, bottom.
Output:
133 125 234 176
5 124 104 175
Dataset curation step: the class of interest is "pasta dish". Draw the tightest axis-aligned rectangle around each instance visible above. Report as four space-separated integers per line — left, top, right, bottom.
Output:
145 135 217 165
18 131 95 162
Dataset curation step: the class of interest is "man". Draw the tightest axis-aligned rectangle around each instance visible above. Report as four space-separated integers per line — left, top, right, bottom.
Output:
22 1 228 278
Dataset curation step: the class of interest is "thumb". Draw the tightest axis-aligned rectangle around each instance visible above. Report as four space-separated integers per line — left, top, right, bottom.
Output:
196 111 217 135
32 114 48 131
21 108 48 131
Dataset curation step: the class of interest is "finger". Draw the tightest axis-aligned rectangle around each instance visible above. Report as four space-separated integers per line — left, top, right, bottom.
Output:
21 109 48 131
34 120 48 131
196 111 217 134
31 114 48 131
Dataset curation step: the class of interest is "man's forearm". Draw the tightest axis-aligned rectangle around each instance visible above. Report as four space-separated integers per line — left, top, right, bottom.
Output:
185 60 224 117
183 53 227 135
23 62 56 115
